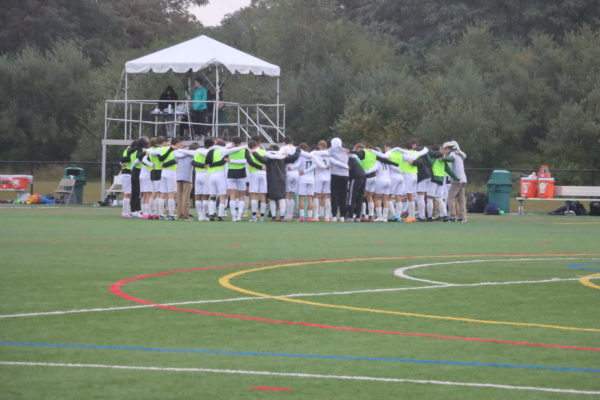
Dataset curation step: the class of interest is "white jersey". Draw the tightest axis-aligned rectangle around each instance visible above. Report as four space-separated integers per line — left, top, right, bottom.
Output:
314 152 331 182
298 154 318 184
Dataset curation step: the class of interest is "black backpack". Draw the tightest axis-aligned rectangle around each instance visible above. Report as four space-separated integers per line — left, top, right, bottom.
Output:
589 201 600 216
467 192 486 213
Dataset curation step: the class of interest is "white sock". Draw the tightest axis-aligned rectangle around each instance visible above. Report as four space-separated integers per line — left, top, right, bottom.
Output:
157 198 165 216
402 201 409 213
299 209 305 218
427 198 434 218
437 198 447 217
269 200 277 217
383 207 389 219
324 198 331 219
122 198 130 215
278 199 286 217
251 199 258 214
195 200 203 218
417 195 426 219
313 198 319 216
237 200 245 219
218 202 226 217
308 209 313 218
361 202 366 217
368 201 375 217
209 199 216 216
260 201 266 216
395 201 403 217
230 199 238 218
287 198 295 219
167 198 175 216
408 200 416 219
376 206 382 219
389 201 395 217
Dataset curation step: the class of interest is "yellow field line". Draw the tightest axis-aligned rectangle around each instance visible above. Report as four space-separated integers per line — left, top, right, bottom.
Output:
218 255 600 333
580 273 600 290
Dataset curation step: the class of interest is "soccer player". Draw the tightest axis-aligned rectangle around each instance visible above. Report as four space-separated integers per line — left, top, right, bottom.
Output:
251 145 301 221
296 143 320 221
446 141 468 222
226 136 250 221
312 140 349 221
146 137 181 220
281 136 299 220
118 140 138 218
204 139 245 221
190 138 212 221
350 143 378 221
175 141 199 220
245 140 268 221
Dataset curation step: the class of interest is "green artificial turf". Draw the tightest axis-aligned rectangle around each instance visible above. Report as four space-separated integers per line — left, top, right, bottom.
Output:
1 205 599 399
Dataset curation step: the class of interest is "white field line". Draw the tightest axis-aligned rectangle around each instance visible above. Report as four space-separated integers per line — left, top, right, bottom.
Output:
393 257 588 284
1 276 597 320
1 361 599 395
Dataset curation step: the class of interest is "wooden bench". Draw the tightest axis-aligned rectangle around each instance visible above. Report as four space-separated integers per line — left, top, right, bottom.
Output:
517 186 600 215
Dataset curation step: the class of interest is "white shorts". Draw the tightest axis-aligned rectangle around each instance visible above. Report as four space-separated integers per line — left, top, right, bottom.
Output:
249 171 267 194
314 179 331 194
227 177 247 191
208 171 227 196
375 178 391 195
365 176 377 193
427 181 444 198
416 178 431 194
403 173 417 194
285 171 299 193
151 179 161 193
390 174 404 196
194 172 208 196
298 181 314 196
140 177 152 193
121 174 132 195
160 170 177 194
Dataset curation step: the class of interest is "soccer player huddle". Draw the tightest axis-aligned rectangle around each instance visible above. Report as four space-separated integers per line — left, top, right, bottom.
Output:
118 135 468 223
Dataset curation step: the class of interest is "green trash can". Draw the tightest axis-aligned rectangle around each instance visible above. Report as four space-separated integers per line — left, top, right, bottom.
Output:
64 167 86 204
487 170 512 214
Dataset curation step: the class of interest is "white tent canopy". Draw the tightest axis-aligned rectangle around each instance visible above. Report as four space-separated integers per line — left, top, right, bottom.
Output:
125 35 280 76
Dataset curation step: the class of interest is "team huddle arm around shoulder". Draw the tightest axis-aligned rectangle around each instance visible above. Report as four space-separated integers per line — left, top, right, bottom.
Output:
245 150 265 170
142 155 153 167
284 148 301 164
377 156 398 167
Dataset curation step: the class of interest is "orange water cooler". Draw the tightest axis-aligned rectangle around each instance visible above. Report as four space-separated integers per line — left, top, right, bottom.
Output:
519 177 538 198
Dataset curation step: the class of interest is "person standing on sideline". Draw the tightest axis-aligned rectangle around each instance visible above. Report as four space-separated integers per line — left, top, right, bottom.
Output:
159 85 178 138
191 78 207 139
446 141 468 222
175 141 199 220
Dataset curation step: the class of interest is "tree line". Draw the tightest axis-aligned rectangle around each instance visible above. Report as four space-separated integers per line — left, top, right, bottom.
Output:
1 0 599 171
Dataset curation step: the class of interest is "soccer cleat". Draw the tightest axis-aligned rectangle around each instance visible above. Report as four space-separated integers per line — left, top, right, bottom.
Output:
217 216 224 222
141 215 149 220
324 218 331 222
388 216 399 222
250 216 258 222
167 215 176 221
297 217 305 222
331 217 337 222
339 217 345 222
120 213 131 218
404 217 417 222
259 216 265 222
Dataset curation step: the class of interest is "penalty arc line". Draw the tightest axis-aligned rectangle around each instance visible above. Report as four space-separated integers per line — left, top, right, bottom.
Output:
108 253 600 351
1 361 600 396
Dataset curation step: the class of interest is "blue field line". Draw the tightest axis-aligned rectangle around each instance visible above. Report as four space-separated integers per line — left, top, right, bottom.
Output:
332 224 600 235
1 341 598 374
567 263 600 272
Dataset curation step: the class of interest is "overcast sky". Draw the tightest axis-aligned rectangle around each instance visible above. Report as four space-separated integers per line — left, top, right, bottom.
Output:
190 0 252 26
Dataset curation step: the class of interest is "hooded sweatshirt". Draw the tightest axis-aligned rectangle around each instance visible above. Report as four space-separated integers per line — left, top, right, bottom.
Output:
328 137 349 177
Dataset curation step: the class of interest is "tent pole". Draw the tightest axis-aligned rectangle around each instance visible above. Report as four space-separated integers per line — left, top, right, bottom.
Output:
215 68 220 138
124 72 128 139
276 77 281 142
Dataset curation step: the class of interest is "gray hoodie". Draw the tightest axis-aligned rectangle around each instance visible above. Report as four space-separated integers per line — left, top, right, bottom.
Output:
329 137 349 177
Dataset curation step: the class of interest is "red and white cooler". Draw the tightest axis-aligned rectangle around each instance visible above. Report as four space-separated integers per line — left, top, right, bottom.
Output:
519 177 538 198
